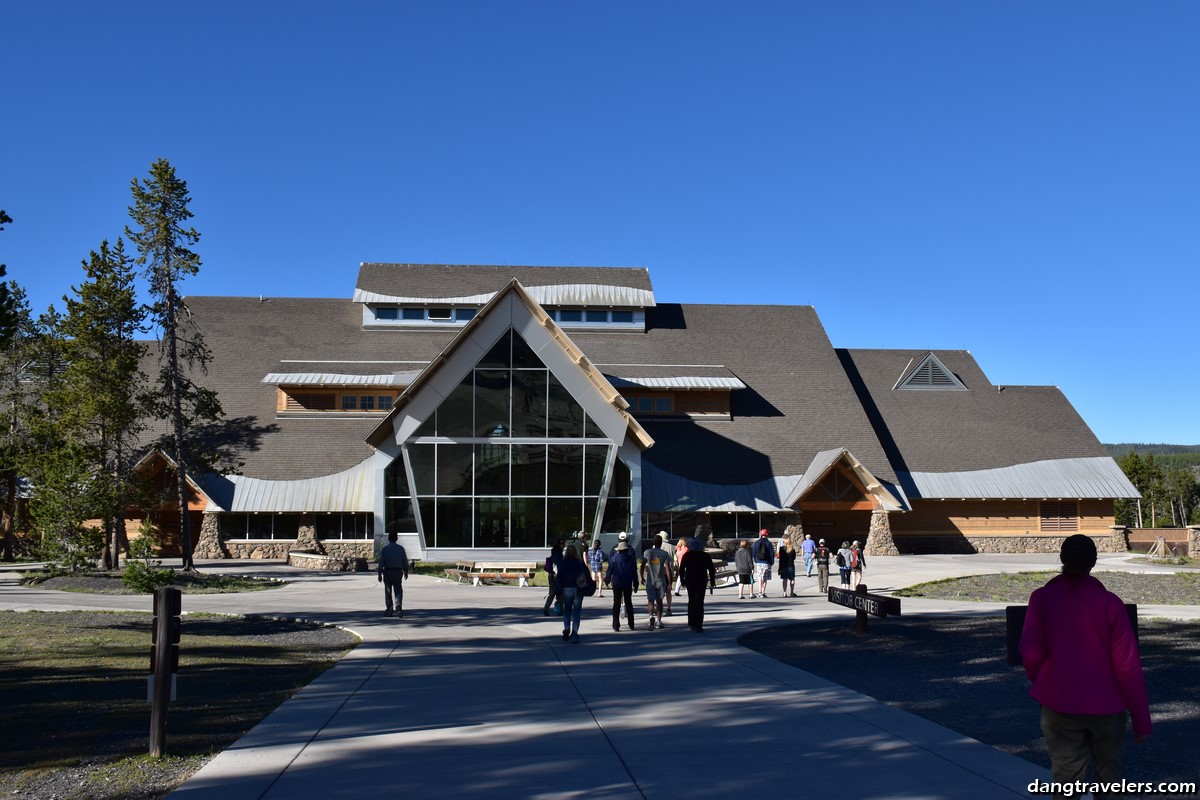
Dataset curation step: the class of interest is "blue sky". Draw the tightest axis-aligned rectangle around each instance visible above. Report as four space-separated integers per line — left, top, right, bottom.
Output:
2 2 1197 444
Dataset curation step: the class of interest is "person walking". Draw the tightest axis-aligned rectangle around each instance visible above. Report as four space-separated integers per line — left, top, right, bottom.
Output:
641 535 673 630
815 538 832 594
377 531 409 618
752 529 775 598
801 533 816 578
734 540 754 599
672 536 689 597
778 537 797 597
655 532 675 616
542 537 565 616
1019 534 1151 791
555 544 589 643
678 538 716 632
836 540 853 589
605 536 639 631
849 540 866 588
588 539 607 598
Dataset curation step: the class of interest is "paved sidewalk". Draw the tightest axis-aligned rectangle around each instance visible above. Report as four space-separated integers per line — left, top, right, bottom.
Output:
2 553 1193 799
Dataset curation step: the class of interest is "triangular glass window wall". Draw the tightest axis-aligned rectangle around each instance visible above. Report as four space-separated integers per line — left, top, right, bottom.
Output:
384 329 631 548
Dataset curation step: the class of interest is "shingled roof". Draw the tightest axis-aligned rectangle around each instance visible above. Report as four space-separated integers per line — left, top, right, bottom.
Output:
139 269 1129 508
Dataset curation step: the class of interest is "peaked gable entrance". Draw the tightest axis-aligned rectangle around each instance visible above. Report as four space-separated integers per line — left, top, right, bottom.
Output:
369 281 652 554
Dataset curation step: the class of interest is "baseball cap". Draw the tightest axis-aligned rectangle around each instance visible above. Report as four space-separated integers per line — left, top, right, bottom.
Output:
618 532 628 541
759 528 768 537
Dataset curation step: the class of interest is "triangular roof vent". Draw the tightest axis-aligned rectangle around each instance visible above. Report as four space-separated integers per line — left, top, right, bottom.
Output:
895 353 967 391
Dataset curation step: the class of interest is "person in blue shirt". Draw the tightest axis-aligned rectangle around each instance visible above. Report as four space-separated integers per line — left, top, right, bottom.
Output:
801 533 817 578
588 539 607 598
605 534 640 631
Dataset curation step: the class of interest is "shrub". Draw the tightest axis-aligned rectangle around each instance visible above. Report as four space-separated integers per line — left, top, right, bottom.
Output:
122 535 175 594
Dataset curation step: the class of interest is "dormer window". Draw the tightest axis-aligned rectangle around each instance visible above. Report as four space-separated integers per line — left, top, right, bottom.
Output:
428 308 452 321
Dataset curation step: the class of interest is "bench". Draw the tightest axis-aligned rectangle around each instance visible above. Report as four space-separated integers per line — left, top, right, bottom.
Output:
446 561 540 587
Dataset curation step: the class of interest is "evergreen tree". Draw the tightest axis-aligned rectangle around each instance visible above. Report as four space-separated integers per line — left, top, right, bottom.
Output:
0 211 16 348
22 306 104 573
0 285 36 561
126 160 222 569
51 239 149 569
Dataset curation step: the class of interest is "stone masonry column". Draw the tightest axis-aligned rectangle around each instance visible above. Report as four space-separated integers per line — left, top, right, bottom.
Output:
865 509 899 556
783 522 804 551
294 513 324 555
192 512 228 559
1188 526 1200 559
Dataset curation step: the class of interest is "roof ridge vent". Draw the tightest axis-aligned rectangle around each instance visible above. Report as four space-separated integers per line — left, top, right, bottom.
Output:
897 353 967 391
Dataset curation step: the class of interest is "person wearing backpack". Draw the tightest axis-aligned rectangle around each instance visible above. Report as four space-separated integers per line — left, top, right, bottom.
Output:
752 529 775 598
850 540 866 588
734 540 754 599
836 540 853 588
814 538 832 593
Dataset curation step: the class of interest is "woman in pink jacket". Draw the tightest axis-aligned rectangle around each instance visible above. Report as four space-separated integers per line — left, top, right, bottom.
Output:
1019 534 1151 791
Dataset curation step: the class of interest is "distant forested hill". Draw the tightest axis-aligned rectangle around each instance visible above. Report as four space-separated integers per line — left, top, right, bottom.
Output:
1106 444 1200 472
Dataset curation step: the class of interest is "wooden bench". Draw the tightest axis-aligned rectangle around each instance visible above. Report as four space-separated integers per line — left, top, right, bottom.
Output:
446 561 540 587
444 560 478 584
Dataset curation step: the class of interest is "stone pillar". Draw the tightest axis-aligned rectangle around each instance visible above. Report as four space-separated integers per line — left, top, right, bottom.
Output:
294 513 324 555
1187 526 1200 559
783 522 804 551
1109 525 1130 553
865 509 899 556
192 512 228 559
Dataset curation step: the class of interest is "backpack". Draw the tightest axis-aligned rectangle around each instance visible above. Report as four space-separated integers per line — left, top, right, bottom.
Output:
576 568 596 597
755 539 771 561
544 556 553 573
836 551 846 567
850 549 861 569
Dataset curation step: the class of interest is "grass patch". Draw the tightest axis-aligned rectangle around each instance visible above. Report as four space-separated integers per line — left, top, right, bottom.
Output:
22 571 285 595
0 610 358 800
895 571 1200 605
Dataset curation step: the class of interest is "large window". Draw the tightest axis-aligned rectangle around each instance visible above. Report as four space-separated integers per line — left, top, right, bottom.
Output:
221 513 304 540
384 329 631 548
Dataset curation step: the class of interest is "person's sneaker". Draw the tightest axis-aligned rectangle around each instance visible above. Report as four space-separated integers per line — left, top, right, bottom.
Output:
656 618 665 628
397 610 404 618
570 633 580 643
628 623 636 630
613 623 621 632
562 629 570 640
664 609 673 617
543 607 550 616
384 610 393 617
648 618 656 631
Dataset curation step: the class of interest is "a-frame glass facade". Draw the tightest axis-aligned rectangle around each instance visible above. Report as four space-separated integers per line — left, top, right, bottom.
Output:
384 329 633 548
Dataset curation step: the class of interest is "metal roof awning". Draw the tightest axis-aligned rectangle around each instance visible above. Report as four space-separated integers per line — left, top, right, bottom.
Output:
354 283 656 308
263 371 423 387
904 457 1141 500
224 459 374 513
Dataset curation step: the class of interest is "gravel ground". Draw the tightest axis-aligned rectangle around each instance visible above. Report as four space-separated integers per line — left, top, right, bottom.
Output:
0 610 357 800
742 579 1200 797
896 570 1200 605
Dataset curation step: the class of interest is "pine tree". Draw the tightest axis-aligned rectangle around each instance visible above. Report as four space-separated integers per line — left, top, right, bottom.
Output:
52 239 149 569
126 160 222 569
0 285 36 561
0 211 17 348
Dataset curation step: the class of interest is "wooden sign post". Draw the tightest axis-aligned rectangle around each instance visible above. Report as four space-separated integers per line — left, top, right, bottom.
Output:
827 583 901 633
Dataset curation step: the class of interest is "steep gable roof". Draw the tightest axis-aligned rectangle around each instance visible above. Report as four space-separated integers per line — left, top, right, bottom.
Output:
365 279 653 450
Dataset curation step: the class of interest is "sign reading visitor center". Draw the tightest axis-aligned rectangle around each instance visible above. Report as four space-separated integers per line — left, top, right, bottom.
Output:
827 587 901 618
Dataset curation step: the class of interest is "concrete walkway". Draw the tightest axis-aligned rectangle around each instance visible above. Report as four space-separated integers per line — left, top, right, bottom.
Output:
2 553 1194 799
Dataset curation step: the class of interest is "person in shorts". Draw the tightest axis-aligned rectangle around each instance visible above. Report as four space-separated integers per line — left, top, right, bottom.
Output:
641 535 673 630
752 529 775 598
734 539 754 599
